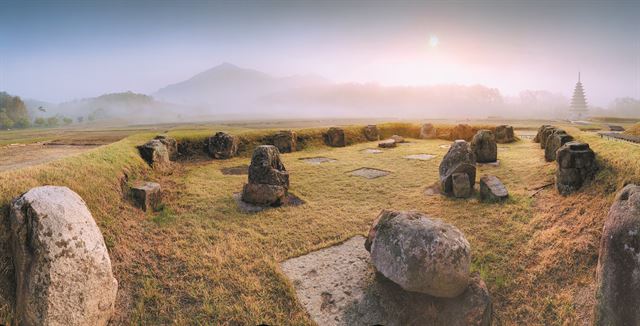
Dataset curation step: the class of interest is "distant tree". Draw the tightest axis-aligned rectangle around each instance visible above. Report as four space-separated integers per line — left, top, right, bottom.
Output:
0 92 30 126
34 117 46 127
13 117 31 128
63 117 73 125
0 111 14 129
47 116 60 127
609 97 640 118
77 116 84 123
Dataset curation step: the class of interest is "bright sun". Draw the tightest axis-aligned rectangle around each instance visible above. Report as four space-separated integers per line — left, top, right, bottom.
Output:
429 35 439 48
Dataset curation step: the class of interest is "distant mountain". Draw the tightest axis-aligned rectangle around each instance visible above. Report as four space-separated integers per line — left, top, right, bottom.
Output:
153 62 330 109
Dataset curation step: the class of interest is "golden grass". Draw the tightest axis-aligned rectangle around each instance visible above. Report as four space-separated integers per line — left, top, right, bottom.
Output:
624 123 640 136
0 122 638 325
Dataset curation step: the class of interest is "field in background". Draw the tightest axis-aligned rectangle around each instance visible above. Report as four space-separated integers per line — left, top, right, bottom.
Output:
0 118 639 324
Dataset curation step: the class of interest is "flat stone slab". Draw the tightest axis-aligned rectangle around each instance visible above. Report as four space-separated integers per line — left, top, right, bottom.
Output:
477 160 500 167
362 149 383 154
281 236 492 326
300 157 337 164
220 165 249 175
404 154 435 161
233 192 305 213
348 168 390 179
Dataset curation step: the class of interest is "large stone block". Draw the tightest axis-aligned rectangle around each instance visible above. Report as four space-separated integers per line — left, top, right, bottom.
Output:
137 139 170 168
555 142 598 195
324 127 346 147
419 123 437 139
207 132 239 159
241 145 289 206
471 130 497 163
439 140 477 197
10 186 118 325
363 125 380 141
130 181 162 212
270 130 297 153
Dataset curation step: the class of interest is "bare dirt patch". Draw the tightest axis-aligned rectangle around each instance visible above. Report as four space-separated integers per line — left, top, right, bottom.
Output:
0 143 100 172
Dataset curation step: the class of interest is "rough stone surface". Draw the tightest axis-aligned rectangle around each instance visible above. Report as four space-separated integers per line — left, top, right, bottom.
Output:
450 124 476 141
270 130 297 153
533 125 551 143
242 145 289 206
479 175 508 202
544 129 573 162
154 134 178 160
594 184 640 325
378 139 397 148
137 139 170 168
363 125 380 141
365 210 471 298
281 236 492 326
439 140 477 197
130 181 162 211
555 141 598 195
324 127 346 147
419 123 437 139
539 126 558 149
470 130 497 163
390 135 405 143
494 125 515 143
207 132 239 159
452 173 472 198
9 186 118 326
349 168 390 179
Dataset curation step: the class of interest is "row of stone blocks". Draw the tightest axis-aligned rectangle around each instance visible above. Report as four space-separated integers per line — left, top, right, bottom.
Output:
534 125 598 195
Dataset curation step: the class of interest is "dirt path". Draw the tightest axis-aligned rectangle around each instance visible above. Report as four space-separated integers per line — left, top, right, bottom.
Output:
0 143 101 172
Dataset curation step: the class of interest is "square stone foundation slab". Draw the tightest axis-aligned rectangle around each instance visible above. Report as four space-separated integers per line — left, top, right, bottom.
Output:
232 192 305 213
348 168 390 179
280 236 492 326
404 154 435 161
300 157 337 164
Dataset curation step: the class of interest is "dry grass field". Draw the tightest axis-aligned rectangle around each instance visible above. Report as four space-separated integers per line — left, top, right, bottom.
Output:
0 121 639 325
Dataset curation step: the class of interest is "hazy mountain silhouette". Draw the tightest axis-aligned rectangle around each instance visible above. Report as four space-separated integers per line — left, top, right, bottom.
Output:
153 62 329 108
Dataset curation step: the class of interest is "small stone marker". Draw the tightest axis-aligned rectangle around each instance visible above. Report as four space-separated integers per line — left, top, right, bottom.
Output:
241 145 289 206
207 132 239 159
378 139 396 148
479 175 508 202
544 129 573 162
555 141 598 195
300 157 336 164
533 125 552 143
495 125 516 143
270 130 297 153
130 181 162 211
404 154 435 161
10 186 118 326
137 139 170 168
471 130 497 163
539 126 558 149
221 165 249 175
595 184 640 325
419 123 437 139
324 127 346 147
154 134 178 160
439 140 476 198
363 125 380 141
349 167 390 179
280 236 492 326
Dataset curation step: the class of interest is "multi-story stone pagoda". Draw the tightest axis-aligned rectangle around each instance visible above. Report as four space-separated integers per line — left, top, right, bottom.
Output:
570 72 588 120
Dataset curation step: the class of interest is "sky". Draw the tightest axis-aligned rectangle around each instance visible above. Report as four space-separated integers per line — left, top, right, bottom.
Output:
0 0 639 106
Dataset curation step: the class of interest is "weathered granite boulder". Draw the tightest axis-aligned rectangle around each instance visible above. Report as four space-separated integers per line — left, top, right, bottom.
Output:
494 125 515 143
390 135 405 143
365 210 471 298
594 184 640 325
533 125 551 143
471 130 497 163
242 145 289 206
137 139 170 167
378 139 397 148
540 126 558 149
154 134 178 160
270 130 297 153
480 175 508 202
450 124 476 141
419 123 437 139
439 140 477 197
556 142 598 195
207 132 239 159
130 181 162 212
363 125 380 141
544 130 573 162
452 173 472 198
9 186 118 325
324 127 346 147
